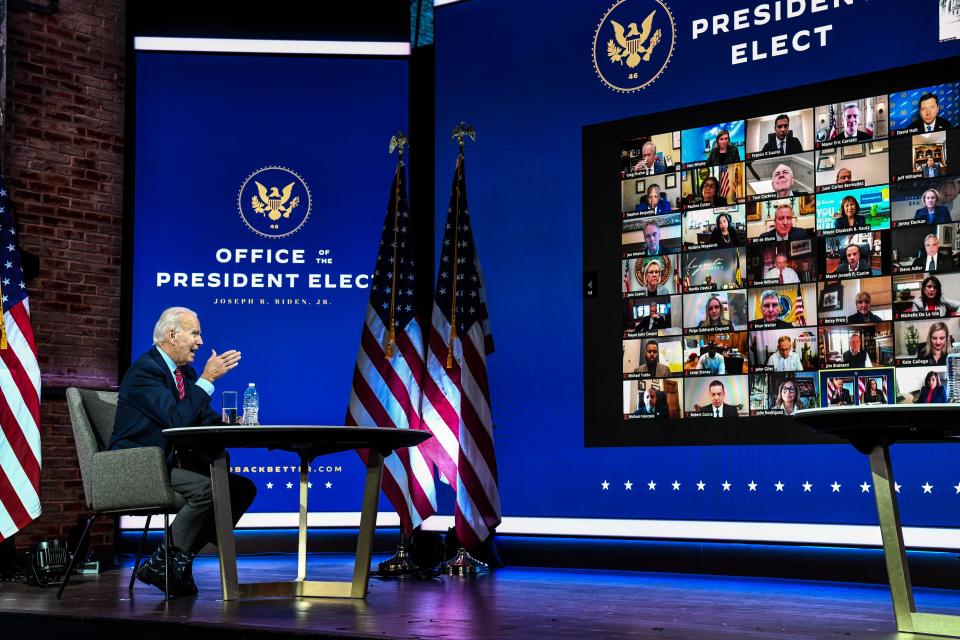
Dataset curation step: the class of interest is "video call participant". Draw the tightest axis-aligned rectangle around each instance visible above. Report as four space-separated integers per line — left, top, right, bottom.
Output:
761 114 804 155
759 204 811 241
827 382 853 405
631 306 669 332
633 141 668 175
836 243 869 274
848 292 883 323
643 221 663 255
699 176 728 207
706 128 740 165
912 276 960 316
764 254 800 283
633 387 669 418
834 195 866 229
861 378 885 404
835 167 853 185
642 260 671 296
634 339 671 377
636 184 673 213
773 380 800 415
909 93 952 133
913 188 952 224
918 321 950 365
917 371 947 403
922 157 942 179
771 164 798 198
832 104 872 141
758 290 793 328
698 295 731 329
709 212 741 246
842 334 872 367
912 235 954 272
767 336 802 371
706 379 739 418
698 342 726 374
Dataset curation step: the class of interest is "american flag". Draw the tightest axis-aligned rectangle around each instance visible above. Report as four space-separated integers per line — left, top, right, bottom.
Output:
0 176 42 543
827 104 837 140
826 377 841 405
623 259 631 293
718 165 731 198
794 284 806 326
421 151 501 550
346 157 436 536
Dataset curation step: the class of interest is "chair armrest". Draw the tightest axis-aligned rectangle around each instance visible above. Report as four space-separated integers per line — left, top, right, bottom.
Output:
89 447 178 513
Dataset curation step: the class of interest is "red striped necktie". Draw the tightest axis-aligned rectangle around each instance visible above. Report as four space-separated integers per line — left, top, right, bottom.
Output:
174 366 185 400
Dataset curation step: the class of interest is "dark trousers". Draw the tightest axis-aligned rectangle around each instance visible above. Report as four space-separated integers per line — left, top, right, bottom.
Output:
169 468 257 554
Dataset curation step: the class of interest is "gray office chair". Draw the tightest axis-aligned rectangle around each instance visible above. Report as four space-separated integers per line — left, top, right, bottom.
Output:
58 387 185 600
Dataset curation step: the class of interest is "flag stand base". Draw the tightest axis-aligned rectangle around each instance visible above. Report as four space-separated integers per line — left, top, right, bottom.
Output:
441 547 488 576
377 544 418 576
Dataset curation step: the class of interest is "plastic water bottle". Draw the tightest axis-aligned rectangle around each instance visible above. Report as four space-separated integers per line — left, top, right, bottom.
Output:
242 383 260 426
947 343 960 403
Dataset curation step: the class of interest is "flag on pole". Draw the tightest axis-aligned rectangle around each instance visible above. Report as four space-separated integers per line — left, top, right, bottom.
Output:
346 146 436 536
718 164 731 199
422 144 502 550
0 175 42 543
794 284 806 326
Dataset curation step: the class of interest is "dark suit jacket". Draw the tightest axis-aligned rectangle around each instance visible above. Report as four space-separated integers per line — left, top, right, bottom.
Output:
834 215 866 229
917 384 947 404
921 165 942 178
758 227 810 242
913 206 953 224
832 130 872 141
912 251 955 272
761 135 803 154
829 389 853 405
633 393 669 418
909 116 951 132
109 348 220 467
634 314 668 332
837 260 868 274
706 403 739 419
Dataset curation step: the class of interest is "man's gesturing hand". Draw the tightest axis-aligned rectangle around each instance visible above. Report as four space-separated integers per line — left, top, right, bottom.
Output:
201 349 241 383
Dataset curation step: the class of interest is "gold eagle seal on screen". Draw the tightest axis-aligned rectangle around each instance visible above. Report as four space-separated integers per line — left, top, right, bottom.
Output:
593 0 675 93
237 166 312 239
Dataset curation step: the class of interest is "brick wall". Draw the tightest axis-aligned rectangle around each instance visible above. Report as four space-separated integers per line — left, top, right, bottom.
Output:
5 1 126 551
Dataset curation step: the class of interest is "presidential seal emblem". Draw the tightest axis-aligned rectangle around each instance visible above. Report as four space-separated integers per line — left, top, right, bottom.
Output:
237 166 312 238
593 0 675 93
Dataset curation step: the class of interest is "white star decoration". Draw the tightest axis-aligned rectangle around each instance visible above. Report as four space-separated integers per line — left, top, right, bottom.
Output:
672 481 681 491
696 481 705 491
860 482 871 493
286 482 293 489
325 482 332 489
802 481 813 492
647 480 656 491
266 482 273 489
601 480 610 490
895 482 902 493
831 482 841 492
922 482 933 494
774 481 784 492
954 482 960 494
596 479 948 496
747 481 757 492
624 480 633 490
721 481 731 491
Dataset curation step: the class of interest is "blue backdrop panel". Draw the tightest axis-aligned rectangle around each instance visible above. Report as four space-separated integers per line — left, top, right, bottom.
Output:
434 0 960 528
133 52 409 515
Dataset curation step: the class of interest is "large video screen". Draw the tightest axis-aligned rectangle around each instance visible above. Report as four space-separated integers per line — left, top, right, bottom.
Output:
589 82 960 445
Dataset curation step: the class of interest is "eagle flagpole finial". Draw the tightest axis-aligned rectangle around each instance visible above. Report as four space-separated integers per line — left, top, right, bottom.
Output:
451 122 476 150
389 131 408 164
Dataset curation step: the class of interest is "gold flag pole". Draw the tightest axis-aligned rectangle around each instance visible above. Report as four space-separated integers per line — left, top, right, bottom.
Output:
446 123 476 369
384 132 408 358
0 277 6 349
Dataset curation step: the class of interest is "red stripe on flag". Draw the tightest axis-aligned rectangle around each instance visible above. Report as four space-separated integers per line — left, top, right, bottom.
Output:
0 388 40 490
360 323 419 428
0 462 32 534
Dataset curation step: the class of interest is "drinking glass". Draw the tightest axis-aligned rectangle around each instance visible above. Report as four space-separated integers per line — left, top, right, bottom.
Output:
221 391 239 425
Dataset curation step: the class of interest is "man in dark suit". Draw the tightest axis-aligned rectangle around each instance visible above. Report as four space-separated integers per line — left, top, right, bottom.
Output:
832 104 872 141
760 114 804 155
706 379 738 418
632 141 667 175
921 158 942 178
828 385 854 406
632 310 668 332
758 204 812 242
836 244 869 274
633 388 668 418
912 234 955 272
109 307 256 596
908 93 952 132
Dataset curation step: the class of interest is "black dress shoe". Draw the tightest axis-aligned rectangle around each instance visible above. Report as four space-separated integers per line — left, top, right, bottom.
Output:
136 543 196 597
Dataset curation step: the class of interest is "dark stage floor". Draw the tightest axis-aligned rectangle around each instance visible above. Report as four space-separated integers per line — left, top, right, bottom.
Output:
1 553 959 639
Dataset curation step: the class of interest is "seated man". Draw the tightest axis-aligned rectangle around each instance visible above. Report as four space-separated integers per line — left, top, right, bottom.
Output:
633 388 668 418
836 244 869 274
912 234 955 273
109 306 257 596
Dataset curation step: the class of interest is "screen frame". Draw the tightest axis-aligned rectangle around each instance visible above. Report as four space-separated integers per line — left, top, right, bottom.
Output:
583 55 960 447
